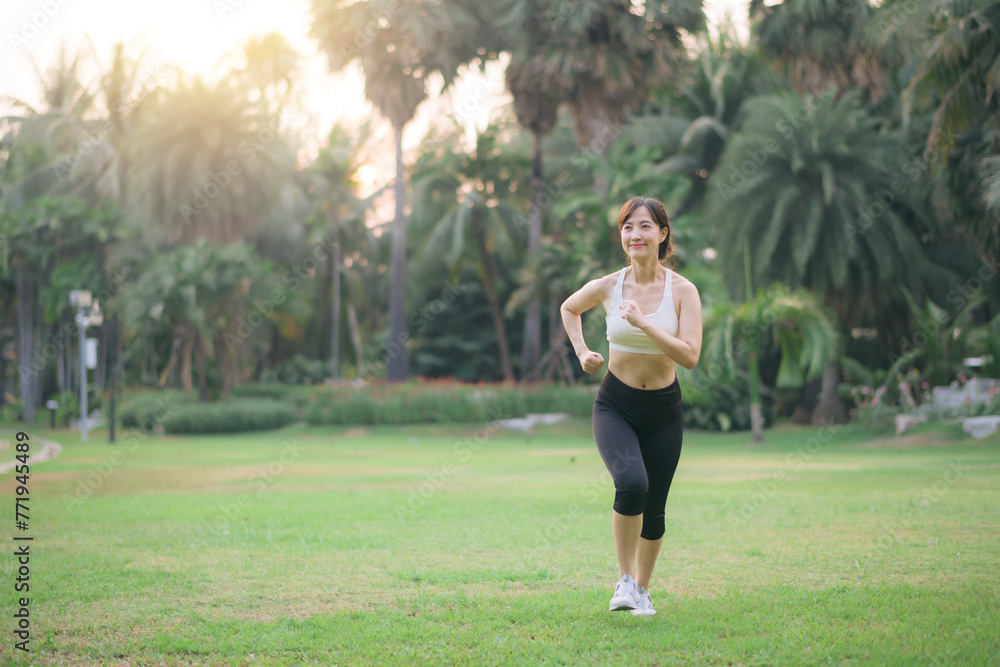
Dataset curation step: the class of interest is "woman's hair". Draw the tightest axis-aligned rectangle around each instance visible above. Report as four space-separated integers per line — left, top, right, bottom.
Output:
617 196 673 262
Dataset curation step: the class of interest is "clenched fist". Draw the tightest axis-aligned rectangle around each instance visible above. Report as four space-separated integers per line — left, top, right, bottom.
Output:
619 299 648 329
577 350 605 374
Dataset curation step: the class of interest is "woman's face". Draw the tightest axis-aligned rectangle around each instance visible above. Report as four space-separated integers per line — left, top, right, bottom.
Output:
620 205 666 260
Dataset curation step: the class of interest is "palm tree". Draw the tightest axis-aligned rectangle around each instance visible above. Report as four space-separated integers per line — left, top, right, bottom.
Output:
537 0 705 166
1 48 97 207
509 0 707 367
985 157 1000 220
706 280 841 443
508 234 606 383
41 254 109 397
0 195 119 420
874 0 1000 259
237 32 300 115
78 42 164 205
310 0 486 381
638 25 784 218
122 241 273 398
410 120 528 381
498 0 565 379
121 244 211 397
0 48 109 422
892 289 988 390
749 0 890 103
304 124 369 381
705 89 928 423
129 75 295 247
501 0 698 377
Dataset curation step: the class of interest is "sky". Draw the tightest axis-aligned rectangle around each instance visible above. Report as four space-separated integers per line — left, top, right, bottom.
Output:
2 0 749 189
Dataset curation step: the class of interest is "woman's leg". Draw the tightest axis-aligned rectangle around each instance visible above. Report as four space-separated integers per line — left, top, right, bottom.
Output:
613 511 643 580
635 393 684 589
592 399 648 579
635 537 663 589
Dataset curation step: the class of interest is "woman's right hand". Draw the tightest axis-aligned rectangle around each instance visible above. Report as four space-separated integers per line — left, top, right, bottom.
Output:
577 350 605 374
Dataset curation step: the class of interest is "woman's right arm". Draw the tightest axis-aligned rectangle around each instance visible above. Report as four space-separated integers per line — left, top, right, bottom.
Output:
560 277 608 374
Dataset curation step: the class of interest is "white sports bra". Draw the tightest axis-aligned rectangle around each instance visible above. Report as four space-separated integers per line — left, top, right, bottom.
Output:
606 267 679 355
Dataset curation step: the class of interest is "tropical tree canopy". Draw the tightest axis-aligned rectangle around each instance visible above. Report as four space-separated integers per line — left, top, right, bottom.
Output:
707 89 927 330
130 76 295 247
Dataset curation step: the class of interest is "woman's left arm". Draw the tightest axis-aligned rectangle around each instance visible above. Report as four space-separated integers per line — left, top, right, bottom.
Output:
620 281 703 369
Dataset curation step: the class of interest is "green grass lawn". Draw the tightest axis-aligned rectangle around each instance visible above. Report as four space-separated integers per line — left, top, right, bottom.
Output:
1 417 998 665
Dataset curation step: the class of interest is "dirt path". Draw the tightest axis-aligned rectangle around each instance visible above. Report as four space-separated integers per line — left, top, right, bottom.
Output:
0 437 63 474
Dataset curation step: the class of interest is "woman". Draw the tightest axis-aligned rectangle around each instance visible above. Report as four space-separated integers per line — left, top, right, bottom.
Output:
560 196 702 616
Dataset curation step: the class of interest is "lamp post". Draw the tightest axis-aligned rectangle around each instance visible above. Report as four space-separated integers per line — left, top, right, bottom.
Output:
70 290 102 442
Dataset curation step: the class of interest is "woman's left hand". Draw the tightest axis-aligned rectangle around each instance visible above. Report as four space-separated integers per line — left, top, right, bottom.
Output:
619 300 647 329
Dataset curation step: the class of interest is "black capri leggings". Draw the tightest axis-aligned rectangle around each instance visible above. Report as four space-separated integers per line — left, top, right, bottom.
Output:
592 370 684 541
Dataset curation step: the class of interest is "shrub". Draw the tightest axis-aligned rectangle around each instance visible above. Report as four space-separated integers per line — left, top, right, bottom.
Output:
302 375 780 428
118 390 196 430
54 394 79 427
162 399 297 434
303 379 599 426
848 376 1000 429
849 386 901 430
260 354 328 385
0 396 23 423
679 368 773 432
230 383 313 410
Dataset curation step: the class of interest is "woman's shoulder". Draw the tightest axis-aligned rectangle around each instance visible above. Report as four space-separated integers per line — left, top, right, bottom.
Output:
587 269 624 286
668 267 700 295
607 267 627 280
583 270 624 299
600 269 626 287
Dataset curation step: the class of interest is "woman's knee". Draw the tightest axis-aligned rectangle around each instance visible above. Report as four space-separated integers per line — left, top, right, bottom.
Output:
640 515 665 541
612 478 648 516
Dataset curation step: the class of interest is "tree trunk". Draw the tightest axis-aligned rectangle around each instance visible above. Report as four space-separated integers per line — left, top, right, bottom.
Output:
520 129 544 380
386 123 408 381
550 297 576 385
744 239 765 443
571 88 620 206
329 209 341 382
523 298 574 384
95 322 106 391
109 313 118 443
347 301 364 378
195 332 208 402
146 332 158 385
180 332 195 394
469 209 515 382
14 266 40 422
158 337 181 388
57 325 67 402
219 330 238 401
748 348 765 444
32 321 43 415
68 332 77 399
750 403 765 442
811 363 848 425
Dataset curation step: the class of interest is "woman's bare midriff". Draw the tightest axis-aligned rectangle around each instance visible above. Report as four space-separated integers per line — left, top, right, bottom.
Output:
608 350 676 390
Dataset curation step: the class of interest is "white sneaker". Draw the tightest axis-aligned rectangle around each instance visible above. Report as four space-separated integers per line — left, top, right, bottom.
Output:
631 586 655 616
609 574 640 611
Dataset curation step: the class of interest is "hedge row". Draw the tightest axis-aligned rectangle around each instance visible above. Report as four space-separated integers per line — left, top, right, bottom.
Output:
118 390 196 430
229 383 314 409
117 375 758 433
303 380 598 425
161 399 297 434
118 391 295 434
